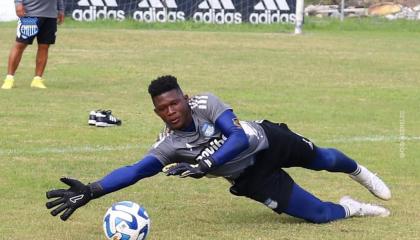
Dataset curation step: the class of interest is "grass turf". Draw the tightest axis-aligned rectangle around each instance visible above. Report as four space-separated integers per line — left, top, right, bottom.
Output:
0 18 419 239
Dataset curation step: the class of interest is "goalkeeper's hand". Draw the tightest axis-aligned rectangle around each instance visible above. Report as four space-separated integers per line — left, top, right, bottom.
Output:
162 156 216 179
46 177 93 221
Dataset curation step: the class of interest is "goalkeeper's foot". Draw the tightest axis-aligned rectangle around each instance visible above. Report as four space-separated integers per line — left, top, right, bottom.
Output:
339 196 390 218
31 76 47 89
1 75 15 89
350 165 391 200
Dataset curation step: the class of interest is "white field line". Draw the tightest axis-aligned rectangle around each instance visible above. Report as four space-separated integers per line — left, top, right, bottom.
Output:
0 136 419 156
323 135 420 143
0 144 142 156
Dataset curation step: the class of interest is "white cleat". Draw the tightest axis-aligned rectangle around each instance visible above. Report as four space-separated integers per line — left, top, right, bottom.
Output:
340 196 390 218
350 165 391 200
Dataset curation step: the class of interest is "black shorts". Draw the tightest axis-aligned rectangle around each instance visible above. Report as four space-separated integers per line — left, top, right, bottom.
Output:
16 17 57 45
230 120 317 214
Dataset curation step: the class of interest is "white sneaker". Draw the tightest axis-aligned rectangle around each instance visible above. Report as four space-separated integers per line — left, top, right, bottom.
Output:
340 196 390 217
95 110 122 127
350 165 391 200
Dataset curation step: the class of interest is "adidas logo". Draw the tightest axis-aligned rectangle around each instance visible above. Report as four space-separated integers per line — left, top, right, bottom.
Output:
72 0 125 21
249 0 296 24
193 0 242 24
77 0 118 7
133 0 185 22
189 95 209 110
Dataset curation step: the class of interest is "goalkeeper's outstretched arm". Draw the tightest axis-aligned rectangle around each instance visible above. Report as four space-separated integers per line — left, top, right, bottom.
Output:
46 155 163 221
96 155 163 193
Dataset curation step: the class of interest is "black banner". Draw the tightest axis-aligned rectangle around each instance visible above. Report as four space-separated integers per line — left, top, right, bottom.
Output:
65 0 296 24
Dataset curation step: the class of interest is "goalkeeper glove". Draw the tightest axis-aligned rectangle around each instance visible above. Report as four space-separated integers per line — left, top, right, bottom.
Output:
46 177 103 221
162 156 216 179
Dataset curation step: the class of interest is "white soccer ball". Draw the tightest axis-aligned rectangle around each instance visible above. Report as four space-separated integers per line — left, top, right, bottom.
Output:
103 201 150 240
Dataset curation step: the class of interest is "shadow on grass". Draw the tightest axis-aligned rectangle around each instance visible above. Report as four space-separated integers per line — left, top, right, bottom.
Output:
218 207 307 225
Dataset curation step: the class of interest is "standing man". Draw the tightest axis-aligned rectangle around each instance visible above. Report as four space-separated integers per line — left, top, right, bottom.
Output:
1 0 65 89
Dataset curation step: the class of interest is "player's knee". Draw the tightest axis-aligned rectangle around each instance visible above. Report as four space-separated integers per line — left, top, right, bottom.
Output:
14 42 27 51
306 204 332 224
320 148 339 171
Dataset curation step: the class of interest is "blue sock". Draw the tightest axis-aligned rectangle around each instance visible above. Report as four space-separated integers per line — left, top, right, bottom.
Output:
305 147 358 174
284 183 346 223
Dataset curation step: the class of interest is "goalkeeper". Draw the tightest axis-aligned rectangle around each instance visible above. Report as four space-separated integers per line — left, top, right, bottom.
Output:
46 75 391 223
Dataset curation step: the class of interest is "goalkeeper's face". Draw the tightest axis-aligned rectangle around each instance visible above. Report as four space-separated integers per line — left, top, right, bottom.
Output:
153 89 192 130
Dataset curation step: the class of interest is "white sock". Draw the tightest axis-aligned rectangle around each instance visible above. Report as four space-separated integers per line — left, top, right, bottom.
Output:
341 205 352 218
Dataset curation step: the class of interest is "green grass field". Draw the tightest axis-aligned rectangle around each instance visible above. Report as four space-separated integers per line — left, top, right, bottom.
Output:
0 19 419 239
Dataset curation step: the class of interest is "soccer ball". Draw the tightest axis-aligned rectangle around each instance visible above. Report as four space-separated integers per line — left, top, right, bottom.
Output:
103 201 150 240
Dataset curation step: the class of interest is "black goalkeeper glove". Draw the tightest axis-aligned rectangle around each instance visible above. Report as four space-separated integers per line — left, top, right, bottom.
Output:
46 177 103 221
162 156 216 179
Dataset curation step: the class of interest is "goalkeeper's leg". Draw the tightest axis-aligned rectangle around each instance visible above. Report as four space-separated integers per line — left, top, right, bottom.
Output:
303 147 391 200
304 147 357 173
284 183 346 223
284 183 390 223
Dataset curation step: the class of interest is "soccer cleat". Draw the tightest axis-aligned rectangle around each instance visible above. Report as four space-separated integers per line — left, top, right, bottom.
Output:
95 110 122 127
88 110 98 126
1 76 14 89
339 196 390 218
350 165 391 200
31 76 47 89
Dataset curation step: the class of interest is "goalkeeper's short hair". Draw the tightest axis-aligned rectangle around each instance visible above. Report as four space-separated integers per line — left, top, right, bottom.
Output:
148 75 181 98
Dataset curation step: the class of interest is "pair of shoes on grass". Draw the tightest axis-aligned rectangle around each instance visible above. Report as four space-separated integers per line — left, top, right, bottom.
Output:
89 110 122 127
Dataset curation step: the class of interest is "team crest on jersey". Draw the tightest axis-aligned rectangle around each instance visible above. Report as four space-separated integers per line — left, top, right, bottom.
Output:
200 122 215 137
17 17 39 39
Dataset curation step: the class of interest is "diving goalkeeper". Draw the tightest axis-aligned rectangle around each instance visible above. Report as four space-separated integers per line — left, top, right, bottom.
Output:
46 75 391 223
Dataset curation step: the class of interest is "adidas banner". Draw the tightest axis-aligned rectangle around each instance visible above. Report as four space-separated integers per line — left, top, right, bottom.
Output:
65 0 296 24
